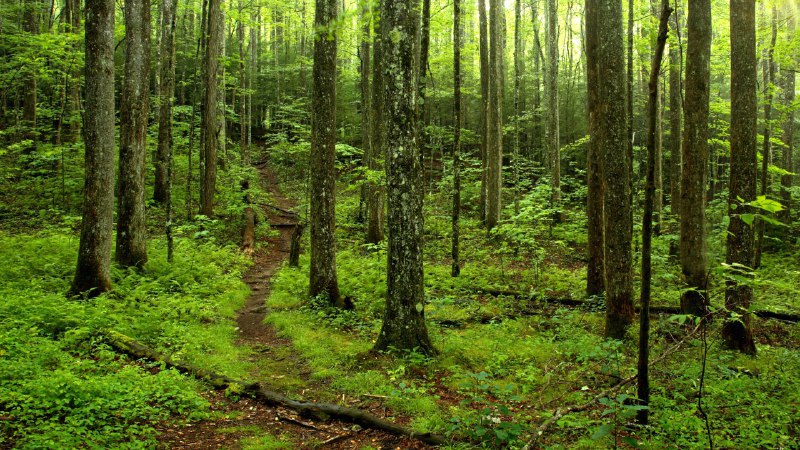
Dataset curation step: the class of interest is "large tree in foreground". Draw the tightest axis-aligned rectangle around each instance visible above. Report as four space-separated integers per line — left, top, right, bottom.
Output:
309 0 343 306
485 0 504 230
373 0 435 355
69 0 115 296
722 0 757 355
200 0 223 217
588 0 633 339
116 0 151 268
679 0 710 316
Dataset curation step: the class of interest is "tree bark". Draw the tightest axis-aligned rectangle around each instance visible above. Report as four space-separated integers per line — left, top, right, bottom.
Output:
23 0 38 144
779 15 796 223
69 0 115 297
452 0 462 277
157 0 177 263
584 0 604 298
367 0 385 245
478 0 489 223
753 7 777 269
116 0 151 269
373 0 435 356
679 0 710 316
593 0 634 339
723 0 757 355
638 0 671 425
485 0 504 230
200 0 223 217
545 0 559 205
309 0 342 307
668 9 682 220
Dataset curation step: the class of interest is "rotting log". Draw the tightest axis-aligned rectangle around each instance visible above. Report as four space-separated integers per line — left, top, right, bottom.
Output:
468 288 800 323
101 330 449 447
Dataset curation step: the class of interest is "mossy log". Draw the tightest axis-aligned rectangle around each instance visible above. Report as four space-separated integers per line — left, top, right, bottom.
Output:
102 330 448 447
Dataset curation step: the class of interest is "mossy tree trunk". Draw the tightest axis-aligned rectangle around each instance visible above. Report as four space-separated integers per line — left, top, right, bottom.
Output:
373 0 435 356
200 0 223 217
668 10 682 221
545 0 559 205
723 0 757 355
309 0 342 306
69 0 115 297
679 0 710 317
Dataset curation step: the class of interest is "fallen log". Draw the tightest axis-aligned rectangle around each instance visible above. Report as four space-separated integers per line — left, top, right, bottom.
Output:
470 288 800 323
102 330 448 447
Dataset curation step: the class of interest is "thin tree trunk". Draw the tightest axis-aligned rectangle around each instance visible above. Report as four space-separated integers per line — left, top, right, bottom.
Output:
584 0 603 298
156 0 177 262
200 0 223 217
69 0 115 297
668 9 682 221
309 0 342 307
358 2 371 227
486 0 504 230
452 0 462 277
779 14 796 223
478 0 489 223
367 0 385 244
723 0 757 355
753 6 777 269
679 0 711 316
545 0 559 205
373 0 435 356
512 0 521 215
532 0 542 165
638 0 671 425
116 0 151 268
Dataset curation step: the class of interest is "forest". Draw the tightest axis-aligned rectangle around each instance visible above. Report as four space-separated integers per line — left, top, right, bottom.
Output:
0 0 799 447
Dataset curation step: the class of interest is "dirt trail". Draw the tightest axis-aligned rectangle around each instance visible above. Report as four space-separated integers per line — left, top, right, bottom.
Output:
157 163 427 449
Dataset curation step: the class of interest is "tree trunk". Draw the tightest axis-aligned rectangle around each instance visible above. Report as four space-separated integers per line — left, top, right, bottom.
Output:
157 0 177 262
23 0 38 144
358 2 371 227
545 0 559 205
69 0 115 297
596 0 633 340
584 0 603 298
116 0 151 269
679 0 711 316
485 0 504 230
367 0 385 244
753 7 777 269
638 0 672 425
452 0 462 277
200 0 223 217
668 10 682 220
478 0 489 224
373 0 435 356
723 0 757 355
779 15 796 223
512 0 521 215
531 0 542 165
309 0 342 307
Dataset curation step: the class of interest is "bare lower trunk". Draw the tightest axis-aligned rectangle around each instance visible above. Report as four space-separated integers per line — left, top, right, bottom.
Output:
70 0 115 297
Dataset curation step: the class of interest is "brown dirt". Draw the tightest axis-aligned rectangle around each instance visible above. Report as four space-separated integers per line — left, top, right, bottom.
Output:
157 164 431 449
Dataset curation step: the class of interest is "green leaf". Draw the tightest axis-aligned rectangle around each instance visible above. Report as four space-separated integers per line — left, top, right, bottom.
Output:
591 424 613 440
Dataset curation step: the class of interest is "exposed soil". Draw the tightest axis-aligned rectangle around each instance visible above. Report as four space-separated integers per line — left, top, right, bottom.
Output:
156 163 430 449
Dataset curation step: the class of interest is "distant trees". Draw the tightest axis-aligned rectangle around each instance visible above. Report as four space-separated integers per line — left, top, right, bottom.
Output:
373 0 435 355
69 0 115 297
679 0 710 317
309 0 342 307
723 0 757 355
116 0 150 268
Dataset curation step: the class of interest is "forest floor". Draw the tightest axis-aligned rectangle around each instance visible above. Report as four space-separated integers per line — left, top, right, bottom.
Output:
156 164 427 449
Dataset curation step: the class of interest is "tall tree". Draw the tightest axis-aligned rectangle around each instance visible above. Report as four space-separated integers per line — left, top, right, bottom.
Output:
69 0 115 296
309 0 343 306
367 0 385 244
668 8 682 219
638 0 672 425
679 0 711 316
478 0 489 223
545 0 559 204
358 1 371 226
722 0 757 355
531 0 543 164
584 0 603 298
779 15 796 222
200 0 223 217
754 6 778 269
116 0 151 268
157 0 177 262
485 0 504 230
22 0 38 143
452 0 462 277
373 0 435 355
593 0 633 339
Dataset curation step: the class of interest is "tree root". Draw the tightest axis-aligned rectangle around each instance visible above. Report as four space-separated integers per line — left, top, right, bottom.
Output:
101 330 448 447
